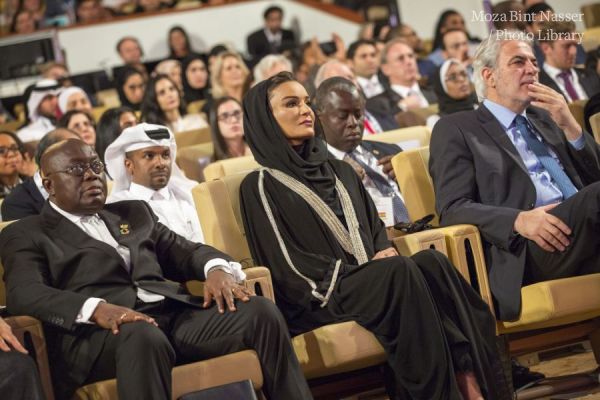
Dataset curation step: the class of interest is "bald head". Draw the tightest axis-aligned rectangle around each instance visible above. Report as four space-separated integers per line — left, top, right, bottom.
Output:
42 139 107 215
35 128 81 166
314 60 357 89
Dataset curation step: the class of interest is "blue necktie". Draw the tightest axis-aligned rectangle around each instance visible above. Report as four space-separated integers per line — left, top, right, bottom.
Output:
347 151 410 223
514 115 577 199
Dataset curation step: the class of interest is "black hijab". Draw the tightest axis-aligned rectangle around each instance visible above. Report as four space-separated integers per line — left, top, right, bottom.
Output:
243 72 340 212
432 59 478 116
116 66 143 111
181 53 208 104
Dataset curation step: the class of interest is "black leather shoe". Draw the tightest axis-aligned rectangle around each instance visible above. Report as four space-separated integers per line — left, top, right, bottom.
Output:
512 359 545 389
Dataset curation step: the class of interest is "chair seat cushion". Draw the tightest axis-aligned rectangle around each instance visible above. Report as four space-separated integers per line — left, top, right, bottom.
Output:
74 350 263 400
500 273 600 333
293 321 386 379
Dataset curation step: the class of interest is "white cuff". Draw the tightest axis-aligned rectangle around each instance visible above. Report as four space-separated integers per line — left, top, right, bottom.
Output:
204 258 246 283
76 298 105 324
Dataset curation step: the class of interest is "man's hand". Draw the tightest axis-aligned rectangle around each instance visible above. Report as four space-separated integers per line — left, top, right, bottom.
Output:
377 155 396 180
91 303 157 335
203 269 254 313
373 247 399 260
0 317 28 354
399 94 422 111
514 203 572 252
528 83 582 140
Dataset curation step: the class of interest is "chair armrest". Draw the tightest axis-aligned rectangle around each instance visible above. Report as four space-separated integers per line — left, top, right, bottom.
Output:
433 224 496 317
392 229 447 256
185 267 275 304
5 316 55 400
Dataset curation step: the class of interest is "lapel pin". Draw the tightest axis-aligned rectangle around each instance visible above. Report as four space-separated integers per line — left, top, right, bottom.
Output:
119 224 130 235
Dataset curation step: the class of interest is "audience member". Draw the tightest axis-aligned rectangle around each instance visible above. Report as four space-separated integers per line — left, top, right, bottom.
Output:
0 137 312 400
0 101 13 124
314 60 398 133
429 31 600 322
57 110 97 146
106 123 204 242
57 86 93 114
116 66 146 111
239 72 511 400
209 97 250 161
10 8 37 33
134 0 164 13
115 36 149 79
0 316 45 400
95 106 138 164
1 128 80 221
428 58 477 129
366 39 437 124
75 0 110 23
0 131 28 199
168 26 194 61
385 24 437 82
492 1 526 31
40 61 70 84
17 79 61 144
538 20 600 102
441 29 473 75
141 74 208 133
210 51 250 103
181 54 209 104
429 9 479 66
206 44 228 70
16 0 44 24
315 77 409 224
246 5 296 64
347 39 384 99
253 54 292 84
154 59 182 91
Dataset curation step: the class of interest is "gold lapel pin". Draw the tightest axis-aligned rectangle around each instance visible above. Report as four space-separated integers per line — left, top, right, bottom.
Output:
119 224 130 235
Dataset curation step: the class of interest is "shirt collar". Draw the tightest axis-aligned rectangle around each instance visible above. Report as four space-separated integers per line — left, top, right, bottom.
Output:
129 182 171 201
33 171 49 200
327 143 347 160
357 75 379 85
543 63 573 80
264 28 282 42
49 200 99 224
391 82 420 97
482 99 527 130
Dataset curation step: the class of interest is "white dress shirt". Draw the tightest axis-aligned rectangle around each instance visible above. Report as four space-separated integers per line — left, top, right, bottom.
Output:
16 117 55 143
33 171 49 200
543 64 588 102
357 75 385 98
168 114 208 134
264 28 282 47
110 182 205 244
390 82 430 108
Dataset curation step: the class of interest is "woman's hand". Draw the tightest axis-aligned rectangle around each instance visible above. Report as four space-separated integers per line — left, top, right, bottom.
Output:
0 317 28 354
373 247 399 260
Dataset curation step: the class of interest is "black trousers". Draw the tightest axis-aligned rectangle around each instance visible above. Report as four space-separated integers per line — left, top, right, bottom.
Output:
0 351 45 400
84 296 312 400
525 181 600 283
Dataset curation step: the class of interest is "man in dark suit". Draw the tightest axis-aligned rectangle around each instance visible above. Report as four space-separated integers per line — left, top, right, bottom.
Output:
538 20 600 102
2 128 79 221
366 39 437 127
429 32 600 322
315 77 409 224
0 138 312 400
246 6 295 66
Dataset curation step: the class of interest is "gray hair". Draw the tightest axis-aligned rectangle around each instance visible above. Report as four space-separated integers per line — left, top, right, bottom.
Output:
473 30 533 100
314 60 355 89
253 54 293 84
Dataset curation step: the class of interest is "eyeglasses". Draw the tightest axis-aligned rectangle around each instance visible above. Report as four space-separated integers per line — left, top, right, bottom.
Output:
0 145 21 157
445 71 469 82
46 160 105 177
217 109 243 123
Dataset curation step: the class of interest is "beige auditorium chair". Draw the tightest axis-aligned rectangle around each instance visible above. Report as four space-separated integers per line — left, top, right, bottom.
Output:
568 100 588 131
0 221 267 400
590 112 600 144
364 125 431 150
174 127 211 149
186 100 207 115
392 147 600 396
176 143 213 182
203 156 260 182
192 172 450 398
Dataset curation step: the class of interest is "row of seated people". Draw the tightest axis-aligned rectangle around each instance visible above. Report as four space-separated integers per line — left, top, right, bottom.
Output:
2 29 600 399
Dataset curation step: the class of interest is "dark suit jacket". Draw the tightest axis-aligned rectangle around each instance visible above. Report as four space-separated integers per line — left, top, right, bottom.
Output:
429 105 600 320
246 28 295 61
0 200 231 394
366 84 437 120
1 178 45 221
539 67 600 101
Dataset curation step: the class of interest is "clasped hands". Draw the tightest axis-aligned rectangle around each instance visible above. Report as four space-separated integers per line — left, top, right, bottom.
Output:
92 270 255 334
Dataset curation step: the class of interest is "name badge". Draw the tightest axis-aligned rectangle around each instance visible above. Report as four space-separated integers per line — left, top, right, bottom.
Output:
372 194 394 227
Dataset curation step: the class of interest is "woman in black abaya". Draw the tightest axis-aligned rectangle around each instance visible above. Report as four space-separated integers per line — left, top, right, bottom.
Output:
239 72 510 400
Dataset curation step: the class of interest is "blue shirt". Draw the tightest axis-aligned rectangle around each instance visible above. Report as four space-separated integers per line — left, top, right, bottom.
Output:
483 99 584 207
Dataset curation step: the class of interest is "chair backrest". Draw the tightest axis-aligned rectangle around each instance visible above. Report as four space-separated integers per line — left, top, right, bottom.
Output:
176 143 214 182
90 106 108 122
187 100 207 115
568 99 589 130
364 125 431 150
192 173 254 265
203 156 260 181
590 112 600 144
391 146 438 224
582 7 600 30
0 120 23 132
95 89 120 108
174 127 211 149
0 220 15 305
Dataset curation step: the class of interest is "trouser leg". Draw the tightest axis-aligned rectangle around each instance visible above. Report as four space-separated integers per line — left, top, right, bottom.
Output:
168 296 312 400
0 351 45 400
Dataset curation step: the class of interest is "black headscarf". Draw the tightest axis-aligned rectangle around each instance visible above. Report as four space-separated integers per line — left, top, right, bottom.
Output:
116 66 143 111
181 53 208 104
243 72 340 212
432 59 478 116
